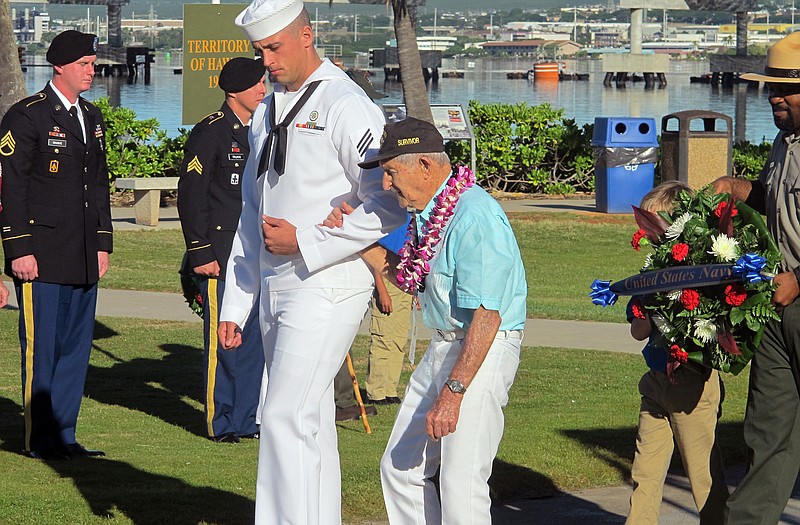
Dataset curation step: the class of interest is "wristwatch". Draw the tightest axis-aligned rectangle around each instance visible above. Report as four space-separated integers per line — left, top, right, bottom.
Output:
444 378 467 394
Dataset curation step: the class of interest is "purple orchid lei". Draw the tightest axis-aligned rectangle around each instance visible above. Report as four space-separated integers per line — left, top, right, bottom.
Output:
396 165 476 293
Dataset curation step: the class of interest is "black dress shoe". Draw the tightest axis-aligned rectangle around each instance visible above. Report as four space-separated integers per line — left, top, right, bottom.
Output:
371 397 402 405
335 404 377 422
23 448 71 460
212 433 240 444
239 432 259 439
64 443 106 457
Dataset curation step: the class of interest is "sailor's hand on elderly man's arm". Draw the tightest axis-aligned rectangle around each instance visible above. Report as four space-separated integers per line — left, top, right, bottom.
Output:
321 201 355 229
426 306 502 441
218 321 243 350
262 215 299 255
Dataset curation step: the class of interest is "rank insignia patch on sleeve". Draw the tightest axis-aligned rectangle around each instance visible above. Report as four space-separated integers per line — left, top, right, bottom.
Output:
0 131 15 156
187 155 203 174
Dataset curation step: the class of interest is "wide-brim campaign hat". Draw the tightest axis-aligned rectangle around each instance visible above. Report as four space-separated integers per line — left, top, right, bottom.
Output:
358 117 445 169
236 0 304 42
741 32 800 83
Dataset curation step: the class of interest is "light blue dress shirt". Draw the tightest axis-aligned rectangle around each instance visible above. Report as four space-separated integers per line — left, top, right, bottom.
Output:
416 180 527 331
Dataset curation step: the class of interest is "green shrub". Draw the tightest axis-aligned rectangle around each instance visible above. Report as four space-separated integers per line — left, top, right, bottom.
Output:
95 97 188 184
732 140 772 180
446 101 595 194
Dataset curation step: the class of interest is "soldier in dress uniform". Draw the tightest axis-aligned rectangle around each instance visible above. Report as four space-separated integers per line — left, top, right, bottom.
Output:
177 57 268 443
0 30 112 460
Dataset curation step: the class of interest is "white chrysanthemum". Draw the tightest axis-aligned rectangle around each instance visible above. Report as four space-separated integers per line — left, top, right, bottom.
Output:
708 234 739 262
651 314 676 342
641 254 653 270
666 290 682 301
665 212 693 240
694 319 718 344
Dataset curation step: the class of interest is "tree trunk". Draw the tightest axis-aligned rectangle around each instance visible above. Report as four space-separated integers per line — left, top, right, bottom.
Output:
0 0 27 118
391 3 433 124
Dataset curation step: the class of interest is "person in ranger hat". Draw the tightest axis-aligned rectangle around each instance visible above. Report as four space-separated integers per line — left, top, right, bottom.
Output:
177 57 267 445
216 0 404 523
713 31 800 524
326 116 527 524
0 29 112 460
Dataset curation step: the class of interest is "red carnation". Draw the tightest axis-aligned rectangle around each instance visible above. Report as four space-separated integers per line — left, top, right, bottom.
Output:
631 229 646 251
670 344 689 363
671 243 690 261
724 284 748 307
631 299 646 319
714 201 738 218
680 289 700 311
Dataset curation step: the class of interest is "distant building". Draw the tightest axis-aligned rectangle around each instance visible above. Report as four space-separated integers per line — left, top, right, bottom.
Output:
592 31 621 48
11 8 50 44
479 39 582 56
416 36 458 51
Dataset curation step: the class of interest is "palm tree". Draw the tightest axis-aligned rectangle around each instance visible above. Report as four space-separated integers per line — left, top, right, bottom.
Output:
0 0 27 118
390 0 433 123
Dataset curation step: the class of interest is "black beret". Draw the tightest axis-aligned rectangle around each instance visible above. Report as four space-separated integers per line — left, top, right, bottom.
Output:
218 57 267 94
47 30 98 66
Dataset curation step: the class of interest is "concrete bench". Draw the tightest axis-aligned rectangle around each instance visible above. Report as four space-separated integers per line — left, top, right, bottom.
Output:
114 177 179 226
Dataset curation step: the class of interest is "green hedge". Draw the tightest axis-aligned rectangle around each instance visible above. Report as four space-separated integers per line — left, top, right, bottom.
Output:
97 98 770 194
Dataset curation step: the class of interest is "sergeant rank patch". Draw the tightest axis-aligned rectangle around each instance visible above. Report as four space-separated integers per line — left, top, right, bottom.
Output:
0 131 16 156
187 156 203 174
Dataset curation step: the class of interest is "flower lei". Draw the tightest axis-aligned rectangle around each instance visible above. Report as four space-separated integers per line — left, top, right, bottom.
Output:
396 165 476 293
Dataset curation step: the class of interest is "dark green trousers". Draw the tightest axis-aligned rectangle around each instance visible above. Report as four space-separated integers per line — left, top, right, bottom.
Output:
334 352 356 409
726 300 800 524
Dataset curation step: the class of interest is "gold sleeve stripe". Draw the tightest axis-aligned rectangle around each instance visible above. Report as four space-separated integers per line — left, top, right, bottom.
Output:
188 244 212 251
3 234 32 241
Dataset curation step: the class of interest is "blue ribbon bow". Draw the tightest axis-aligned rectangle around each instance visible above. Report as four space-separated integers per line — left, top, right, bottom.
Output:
731 253 770 284
590 279 618 307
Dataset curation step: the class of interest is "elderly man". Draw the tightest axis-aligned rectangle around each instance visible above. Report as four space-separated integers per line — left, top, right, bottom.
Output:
330 117 527 524
713 32 800 524
0 30 112 460
217 0 403 523
178 57 267 444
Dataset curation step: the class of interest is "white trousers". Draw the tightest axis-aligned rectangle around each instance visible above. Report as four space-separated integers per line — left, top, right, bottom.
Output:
380 332 521 525
255 287 372 525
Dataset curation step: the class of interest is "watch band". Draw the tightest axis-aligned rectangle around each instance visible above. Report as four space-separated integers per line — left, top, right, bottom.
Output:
445 378 467 394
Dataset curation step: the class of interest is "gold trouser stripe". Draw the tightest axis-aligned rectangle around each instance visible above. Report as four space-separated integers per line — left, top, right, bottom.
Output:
206 278 218 437
22 282 34 452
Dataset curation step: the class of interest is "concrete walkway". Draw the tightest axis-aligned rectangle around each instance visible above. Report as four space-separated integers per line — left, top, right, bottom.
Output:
5 200 800 524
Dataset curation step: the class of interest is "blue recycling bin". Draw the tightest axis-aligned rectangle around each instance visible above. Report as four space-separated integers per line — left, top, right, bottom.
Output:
592 117 659 214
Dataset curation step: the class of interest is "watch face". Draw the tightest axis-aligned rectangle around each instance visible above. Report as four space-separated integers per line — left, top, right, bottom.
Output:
446 379 466 394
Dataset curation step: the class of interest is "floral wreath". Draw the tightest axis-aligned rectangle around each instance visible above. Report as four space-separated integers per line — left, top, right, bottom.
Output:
590 188 781 376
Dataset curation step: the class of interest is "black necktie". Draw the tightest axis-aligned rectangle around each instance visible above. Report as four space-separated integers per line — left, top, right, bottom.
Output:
68 106 84 142
256 81 322 178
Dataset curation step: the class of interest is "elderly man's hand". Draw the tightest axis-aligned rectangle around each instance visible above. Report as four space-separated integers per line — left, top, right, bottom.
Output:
772 271 800 307
426 389 463 440
0 280 8 309
262 215 299 255
321 201 355 229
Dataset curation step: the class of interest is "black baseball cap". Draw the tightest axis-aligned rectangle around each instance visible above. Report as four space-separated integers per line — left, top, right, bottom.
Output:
47 30 98 66
218 57 267 94
358 117 445 169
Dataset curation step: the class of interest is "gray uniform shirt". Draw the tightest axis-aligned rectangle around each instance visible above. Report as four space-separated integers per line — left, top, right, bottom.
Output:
760 131 800 272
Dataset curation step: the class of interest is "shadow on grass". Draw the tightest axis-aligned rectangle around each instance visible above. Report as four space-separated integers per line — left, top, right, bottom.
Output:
0 396 254 524
84 321 207 438
561 420 747 482
489 459 625 524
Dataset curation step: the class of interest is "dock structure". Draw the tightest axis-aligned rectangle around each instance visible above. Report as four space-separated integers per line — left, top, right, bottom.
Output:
369 47 442 83
606 0 759 88
48 0 130 47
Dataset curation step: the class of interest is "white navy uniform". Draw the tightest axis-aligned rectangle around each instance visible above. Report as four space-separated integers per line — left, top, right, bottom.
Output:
220 58 404 525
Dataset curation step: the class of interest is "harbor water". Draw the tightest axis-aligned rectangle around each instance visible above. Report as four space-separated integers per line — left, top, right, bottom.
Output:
23 54 777 143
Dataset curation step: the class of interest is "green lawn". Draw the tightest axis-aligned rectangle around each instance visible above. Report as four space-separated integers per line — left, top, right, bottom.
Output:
0 312 751 525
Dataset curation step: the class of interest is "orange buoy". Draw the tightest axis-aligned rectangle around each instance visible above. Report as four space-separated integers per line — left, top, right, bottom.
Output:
532 62 560 81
